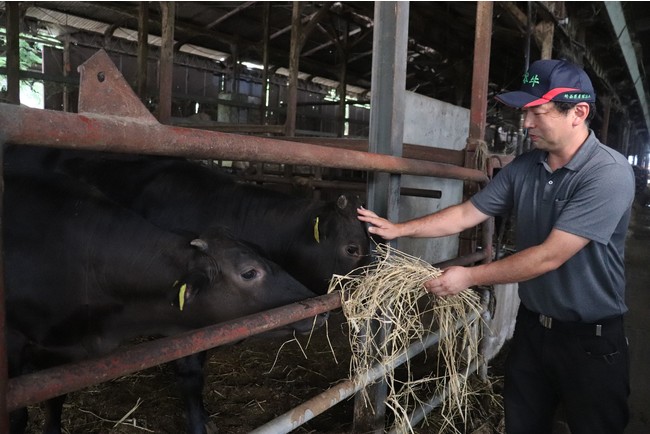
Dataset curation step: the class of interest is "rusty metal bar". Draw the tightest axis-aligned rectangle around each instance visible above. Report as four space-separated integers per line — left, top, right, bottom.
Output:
283 137 466 166
0 104 488 183
460 2 494 258
239 174 442 199
466 3 496 385
468 1 493 144
175 133 465 166
433 251 489 269
7 292 340 412
170 121 286 135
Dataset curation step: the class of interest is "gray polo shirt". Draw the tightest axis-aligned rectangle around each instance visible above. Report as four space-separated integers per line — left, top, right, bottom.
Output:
470 131 635 322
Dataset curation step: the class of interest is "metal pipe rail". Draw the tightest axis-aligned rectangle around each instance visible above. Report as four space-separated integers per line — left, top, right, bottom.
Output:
0 104 488 184
387 356 482 434
7 292 340 412
250 311 480 434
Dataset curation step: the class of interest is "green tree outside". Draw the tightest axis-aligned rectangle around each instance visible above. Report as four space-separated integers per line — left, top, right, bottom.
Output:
1 29 45 107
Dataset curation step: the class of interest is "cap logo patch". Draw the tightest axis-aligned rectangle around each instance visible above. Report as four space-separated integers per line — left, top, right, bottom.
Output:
523 72 540 87
564 93 592 100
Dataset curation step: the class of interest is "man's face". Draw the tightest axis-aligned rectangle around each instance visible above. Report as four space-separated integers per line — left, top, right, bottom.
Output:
521 102 576 151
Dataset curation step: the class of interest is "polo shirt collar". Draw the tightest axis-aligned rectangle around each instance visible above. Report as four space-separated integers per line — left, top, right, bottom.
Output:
537 130 598 172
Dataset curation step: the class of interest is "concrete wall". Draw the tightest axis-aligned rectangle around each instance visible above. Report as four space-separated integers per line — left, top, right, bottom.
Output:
399 91 469 263
400 91 519 363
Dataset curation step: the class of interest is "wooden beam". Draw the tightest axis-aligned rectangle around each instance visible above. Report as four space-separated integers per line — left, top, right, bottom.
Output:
158 1 175 124
299 2 334 49
337 20 349 137
260 1 270 125
137 2 150 99
285 1 302 136
6 2 21 104
536 20 555 59
205 1 255 29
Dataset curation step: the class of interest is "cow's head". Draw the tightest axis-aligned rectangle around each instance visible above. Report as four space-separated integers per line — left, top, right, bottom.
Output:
295 194 371 294
172 228 326 334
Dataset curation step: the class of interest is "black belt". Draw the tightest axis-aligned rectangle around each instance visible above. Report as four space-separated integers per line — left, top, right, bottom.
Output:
521 305 622 337
538 313 605 336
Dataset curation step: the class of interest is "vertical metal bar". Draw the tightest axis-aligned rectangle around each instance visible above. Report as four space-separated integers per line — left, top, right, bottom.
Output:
460 1 493 257
468 2 492 146
158 1 175 124
260 2 270 125
0 137 8 434
230 43 240 96
337 20 349 138
285 1 302 136
463 2 495 383
366 1 409 223
137 2 150 99
600 96 611 145
0 5 17 426
356 3 409 433
622 119 631 157
6 2 21 104
63 35 71 112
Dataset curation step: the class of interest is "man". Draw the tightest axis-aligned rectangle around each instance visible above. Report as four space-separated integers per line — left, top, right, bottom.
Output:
358 59 634 434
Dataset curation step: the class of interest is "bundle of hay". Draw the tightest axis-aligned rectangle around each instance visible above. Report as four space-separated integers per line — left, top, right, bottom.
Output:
329 244 484 433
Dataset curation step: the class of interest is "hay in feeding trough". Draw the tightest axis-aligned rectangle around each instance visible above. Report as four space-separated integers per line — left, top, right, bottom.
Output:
328 243 484 433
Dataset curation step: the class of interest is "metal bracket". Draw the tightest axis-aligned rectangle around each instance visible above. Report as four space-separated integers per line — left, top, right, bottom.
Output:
77 49 158 123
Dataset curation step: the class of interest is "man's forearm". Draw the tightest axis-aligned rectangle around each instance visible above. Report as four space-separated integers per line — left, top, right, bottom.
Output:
401 202 488 238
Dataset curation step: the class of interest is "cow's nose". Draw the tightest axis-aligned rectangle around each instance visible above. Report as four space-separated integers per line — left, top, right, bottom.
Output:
291 312 329 334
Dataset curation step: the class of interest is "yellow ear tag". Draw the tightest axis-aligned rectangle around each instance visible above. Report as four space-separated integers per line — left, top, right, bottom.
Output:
313 217 320 243
178 284 187 311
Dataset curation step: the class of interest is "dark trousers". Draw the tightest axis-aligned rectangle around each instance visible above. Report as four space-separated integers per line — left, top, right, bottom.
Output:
504 305 630 434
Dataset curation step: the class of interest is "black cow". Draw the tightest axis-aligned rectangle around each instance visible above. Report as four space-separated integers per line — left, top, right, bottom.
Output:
4 171 323 434
51 151 371 294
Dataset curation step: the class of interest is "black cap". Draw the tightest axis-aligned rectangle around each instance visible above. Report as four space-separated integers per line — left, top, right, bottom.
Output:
496 59 596 108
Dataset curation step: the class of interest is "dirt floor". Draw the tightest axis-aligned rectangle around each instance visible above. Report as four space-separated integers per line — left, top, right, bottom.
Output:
23 310 505 434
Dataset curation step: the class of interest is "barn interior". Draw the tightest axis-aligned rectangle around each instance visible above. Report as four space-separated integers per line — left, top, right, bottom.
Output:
1 1 650 433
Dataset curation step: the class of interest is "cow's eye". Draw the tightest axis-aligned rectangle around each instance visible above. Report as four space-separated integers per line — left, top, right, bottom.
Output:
241 269 259 280
346 244 361 257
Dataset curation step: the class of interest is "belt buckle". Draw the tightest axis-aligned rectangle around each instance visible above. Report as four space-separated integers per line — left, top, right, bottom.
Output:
539 314 553 329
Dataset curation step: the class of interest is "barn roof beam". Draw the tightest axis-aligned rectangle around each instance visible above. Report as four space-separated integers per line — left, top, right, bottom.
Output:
204 1 256 30
24 4 370 94
605 2 650 135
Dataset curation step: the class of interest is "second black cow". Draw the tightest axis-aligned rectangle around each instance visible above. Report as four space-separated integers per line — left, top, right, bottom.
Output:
57 152 372 294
